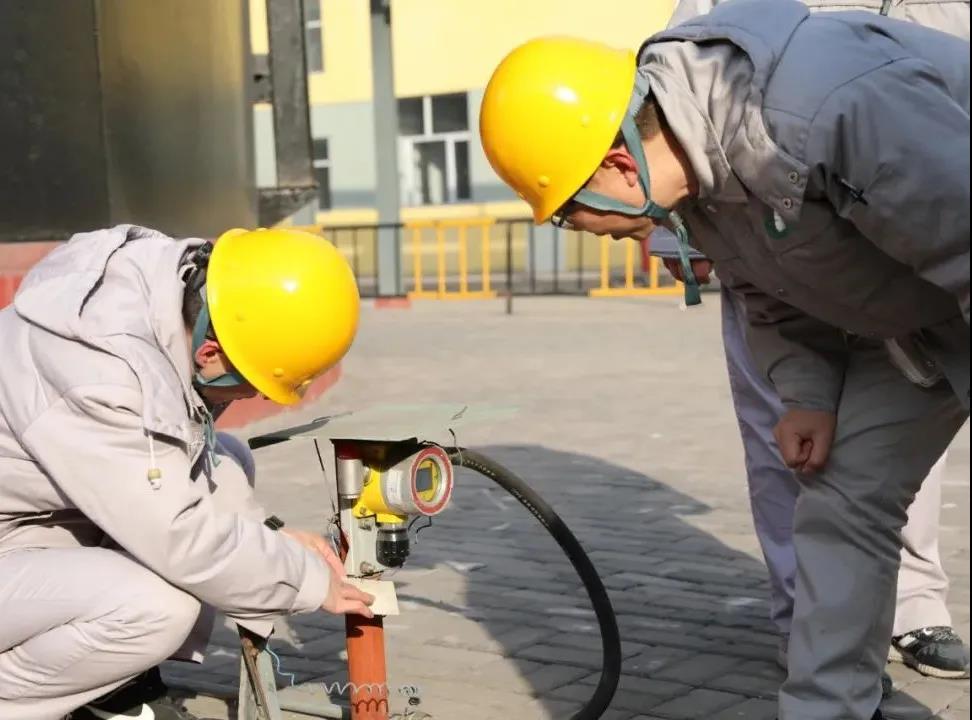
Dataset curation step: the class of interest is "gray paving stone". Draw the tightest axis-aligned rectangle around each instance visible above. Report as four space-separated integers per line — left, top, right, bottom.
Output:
578 673 694 701
706 642 780 663
514 643 604 670
710 697 778 719
952 693 971 711
705 672 780 698
879 695 940 720
650 688 748 719
540 631 649 660
895 678 971 715
618 628 721 653
652 654 745 685
699 625 779 647
733 660 785 678
622 649 699 678
938 711 972 720
427 624 550 655
576 673 694 714
523 663 591 694
612 605 718 627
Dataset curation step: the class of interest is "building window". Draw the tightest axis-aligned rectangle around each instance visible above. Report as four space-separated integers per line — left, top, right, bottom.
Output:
304 1 323 74
312 138 331 209
398 93 471 206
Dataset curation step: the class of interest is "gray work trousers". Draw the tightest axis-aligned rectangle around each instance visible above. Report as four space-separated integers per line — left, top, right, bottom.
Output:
721 287 954 637
0 433 270 720
720 288 968 720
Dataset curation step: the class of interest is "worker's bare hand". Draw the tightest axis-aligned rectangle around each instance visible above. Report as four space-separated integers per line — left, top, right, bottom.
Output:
662 257 714 284
774 409 837 474
282 529 375 617
323 577 375 618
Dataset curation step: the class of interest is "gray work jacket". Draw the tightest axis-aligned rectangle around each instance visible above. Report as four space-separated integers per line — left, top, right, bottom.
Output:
642 0 970 410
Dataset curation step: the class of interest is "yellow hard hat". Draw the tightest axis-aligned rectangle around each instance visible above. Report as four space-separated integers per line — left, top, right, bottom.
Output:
479 37 636 224
206 227 360 405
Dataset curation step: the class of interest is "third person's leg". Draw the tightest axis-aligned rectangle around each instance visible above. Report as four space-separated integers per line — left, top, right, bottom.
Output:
891 453 970 679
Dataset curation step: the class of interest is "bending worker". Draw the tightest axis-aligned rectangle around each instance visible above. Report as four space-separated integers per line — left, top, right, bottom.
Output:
656 0 971 683
0 225 374 720
479 1 970 718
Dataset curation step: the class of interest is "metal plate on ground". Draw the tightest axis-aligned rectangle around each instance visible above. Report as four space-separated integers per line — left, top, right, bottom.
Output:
248 403 518 450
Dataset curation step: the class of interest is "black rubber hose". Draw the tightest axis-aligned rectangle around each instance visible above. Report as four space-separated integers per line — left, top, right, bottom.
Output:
447 448 621 720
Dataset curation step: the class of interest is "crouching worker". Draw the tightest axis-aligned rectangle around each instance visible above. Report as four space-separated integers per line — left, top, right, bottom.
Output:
0 225 374 720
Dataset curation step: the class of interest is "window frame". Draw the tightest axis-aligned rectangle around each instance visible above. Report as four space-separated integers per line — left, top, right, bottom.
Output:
311 137 332 210
398 94 472 206
304 1 324 74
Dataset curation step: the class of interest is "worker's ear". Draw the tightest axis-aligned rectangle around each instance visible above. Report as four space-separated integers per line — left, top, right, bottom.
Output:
600 147 640 188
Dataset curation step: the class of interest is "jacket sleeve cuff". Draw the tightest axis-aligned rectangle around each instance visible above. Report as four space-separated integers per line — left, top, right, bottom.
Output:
780 396 840 414
289 553 331 614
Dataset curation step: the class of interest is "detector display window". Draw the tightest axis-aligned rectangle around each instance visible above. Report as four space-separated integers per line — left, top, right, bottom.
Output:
415 460 439 500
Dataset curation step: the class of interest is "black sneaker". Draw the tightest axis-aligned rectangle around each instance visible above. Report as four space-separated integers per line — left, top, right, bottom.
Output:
890 626 971 679
70 668 205 720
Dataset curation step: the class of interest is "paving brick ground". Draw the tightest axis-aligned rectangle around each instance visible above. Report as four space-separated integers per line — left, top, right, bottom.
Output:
164 296 970 720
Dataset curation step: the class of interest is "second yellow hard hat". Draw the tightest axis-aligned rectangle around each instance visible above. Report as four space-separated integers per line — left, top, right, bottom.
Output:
479 36 637 224
207 227 360 405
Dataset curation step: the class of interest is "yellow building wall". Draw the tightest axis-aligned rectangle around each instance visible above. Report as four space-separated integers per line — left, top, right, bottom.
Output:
392 0 677 98
252 0 677 102
309 2 373 104
249 0 268 54
252 0 677 115
249 0 372 102
306 0 676 103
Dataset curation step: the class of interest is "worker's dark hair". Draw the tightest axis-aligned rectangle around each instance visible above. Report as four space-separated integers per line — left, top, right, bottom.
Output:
611 97 665 148
181 243 213 331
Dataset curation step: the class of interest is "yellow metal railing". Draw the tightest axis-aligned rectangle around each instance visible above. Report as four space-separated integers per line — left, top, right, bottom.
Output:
290 219 683 301
589 236 682 298
407 218 497 300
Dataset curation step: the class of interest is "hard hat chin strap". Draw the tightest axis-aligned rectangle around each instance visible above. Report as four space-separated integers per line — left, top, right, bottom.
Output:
570 73 702 306
191 286 249 389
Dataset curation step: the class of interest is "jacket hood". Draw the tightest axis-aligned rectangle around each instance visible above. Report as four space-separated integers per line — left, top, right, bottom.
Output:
639 0 812 220
14 224 207 442
646 0 809 92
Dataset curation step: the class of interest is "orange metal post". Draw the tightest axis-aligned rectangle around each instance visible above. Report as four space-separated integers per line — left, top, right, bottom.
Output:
346 613 389 719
